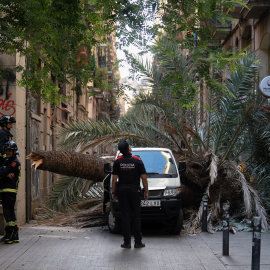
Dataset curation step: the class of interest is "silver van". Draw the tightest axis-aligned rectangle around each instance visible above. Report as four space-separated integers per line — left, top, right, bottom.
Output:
103 147 186 235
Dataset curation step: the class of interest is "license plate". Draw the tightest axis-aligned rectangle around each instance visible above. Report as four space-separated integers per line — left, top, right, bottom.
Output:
141 200 161 207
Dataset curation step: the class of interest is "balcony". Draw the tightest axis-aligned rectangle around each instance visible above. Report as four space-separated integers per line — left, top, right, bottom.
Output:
231 3 243 18
224 3 243 19
95 94 104 99
211 19 231 40
92 88 101 94
242 0 270 19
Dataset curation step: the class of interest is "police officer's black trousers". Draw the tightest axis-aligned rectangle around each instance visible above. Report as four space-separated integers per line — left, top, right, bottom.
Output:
118 185 142 244
2 192 17 224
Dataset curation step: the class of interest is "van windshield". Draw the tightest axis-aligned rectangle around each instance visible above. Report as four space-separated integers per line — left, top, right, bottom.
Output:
132 150 177 175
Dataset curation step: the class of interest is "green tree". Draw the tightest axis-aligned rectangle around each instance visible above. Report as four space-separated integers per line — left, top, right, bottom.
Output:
0 0 153 103
124 0 247 107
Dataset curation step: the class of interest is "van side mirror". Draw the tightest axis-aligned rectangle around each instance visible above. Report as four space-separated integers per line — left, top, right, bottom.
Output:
104 163 112 174
178 161 186 174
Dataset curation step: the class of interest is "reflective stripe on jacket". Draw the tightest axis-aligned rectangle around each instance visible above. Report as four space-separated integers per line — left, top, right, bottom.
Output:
0 156 21 193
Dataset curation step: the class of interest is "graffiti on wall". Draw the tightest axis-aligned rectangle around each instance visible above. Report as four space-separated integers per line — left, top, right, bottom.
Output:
0 93 16 116
0 68 16 116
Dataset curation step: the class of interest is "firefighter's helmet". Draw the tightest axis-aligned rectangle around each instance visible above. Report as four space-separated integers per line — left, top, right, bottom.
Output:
0 115 16 127
4 140 18 151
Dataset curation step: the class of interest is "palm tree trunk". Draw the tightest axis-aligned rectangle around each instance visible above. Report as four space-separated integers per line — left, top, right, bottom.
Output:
27 150 111 182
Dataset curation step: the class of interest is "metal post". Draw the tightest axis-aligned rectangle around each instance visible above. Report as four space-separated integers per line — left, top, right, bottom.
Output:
202 193 208 232
252 216 261 270
222 201 230 256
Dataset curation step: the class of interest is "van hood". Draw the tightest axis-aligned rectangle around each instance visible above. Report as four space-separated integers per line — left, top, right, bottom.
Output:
141 176 179 188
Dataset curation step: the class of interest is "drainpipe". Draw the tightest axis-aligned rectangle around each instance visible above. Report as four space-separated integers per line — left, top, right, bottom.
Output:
25 86 31 222
252 19 255 52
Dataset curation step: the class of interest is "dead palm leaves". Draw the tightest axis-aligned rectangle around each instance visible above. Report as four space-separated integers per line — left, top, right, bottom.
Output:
183 153 269 233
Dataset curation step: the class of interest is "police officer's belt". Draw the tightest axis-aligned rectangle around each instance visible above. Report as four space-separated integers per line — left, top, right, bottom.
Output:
119 183 140 189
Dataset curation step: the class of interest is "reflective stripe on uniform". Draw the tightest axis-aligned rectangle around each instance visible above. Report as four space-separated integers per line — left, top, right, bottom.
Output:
0 188 18 193
7 221 16 226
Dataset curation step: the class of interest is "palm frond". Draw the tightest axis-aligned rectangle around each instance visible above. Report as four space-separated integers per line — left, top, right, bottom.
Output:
58 118 121 150
46 176 103 212
223 160 269 229
46 176 86 212
204 55 260 160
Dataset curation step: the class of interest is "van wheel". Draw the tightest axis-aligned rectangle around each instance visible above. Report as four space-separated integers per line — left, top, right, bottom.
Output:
169 209 183 235
108 209 121 234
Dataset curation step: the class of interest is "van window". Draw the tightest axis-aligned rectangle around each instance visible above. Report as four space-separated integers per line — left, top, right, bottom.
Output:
132 150 177 175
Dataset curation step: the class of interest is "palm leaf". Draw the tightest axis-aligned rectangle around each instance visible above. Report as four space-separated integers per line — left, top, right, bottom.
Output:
46 176 103 212
46 176 86 212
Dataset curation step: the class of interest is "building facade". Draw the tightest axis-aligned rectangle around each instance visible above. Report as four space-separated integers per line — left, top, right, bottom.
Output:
0 32 120 224
221 1 270 81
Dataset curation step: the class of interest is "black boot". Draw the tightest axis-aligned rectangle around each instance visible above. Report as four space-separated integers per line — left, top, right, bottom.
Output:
120 242 131 249
0 226 13 244
12 226 19 243
134 242 145 248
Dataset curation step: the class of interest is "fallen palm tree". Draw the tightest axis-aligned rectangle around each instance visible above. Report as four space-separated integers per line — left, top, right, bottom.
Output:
28 56 270 232
27 150 110 182
28 148 269 232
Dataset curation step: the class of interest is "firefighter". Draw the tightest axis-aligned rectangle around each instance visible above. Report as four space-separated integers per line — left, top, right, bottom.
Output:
112 140 148 248
0 115 16 204
0 115 16 161
0 141 21 244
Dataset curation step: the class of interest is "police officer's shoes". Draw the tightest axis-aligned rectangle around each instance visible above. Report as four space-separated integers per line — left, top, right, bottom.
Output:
134 242 145 248
121 242 131 249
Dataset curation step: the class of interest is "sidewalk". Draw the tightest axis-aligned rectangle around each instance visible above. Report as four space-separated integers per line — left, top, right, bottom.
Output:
0 224 269 270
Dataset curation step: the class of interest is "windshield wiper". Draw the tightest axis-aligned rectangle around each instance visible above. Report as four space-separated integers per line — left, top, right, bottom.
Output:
147 172 160 174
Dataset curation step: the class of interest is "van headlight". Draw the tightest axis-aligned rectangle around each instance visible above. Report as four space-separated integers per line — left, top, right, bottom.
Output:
163 188 181 197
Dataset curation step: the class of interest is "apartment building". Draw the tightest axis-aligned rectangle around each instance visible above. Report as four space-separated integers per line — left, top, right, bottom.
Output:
195 1 270 127
220 1 270 81
0 32 120 224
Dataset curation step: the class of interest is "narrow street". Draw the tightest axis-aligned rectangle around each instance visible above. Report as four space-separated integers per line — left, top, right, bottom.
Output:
0 224 269 270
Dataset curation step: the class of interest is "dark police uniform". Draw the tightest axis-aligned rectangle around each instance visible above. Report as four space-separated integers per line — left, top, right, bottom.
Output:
113 153 146 244
0 155 21 243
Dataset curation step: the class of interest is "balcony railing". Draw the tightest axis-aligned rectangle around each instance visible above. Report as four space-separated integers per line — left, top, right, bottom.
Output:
224 3 243 19
242 0 270 19
211 19 231 40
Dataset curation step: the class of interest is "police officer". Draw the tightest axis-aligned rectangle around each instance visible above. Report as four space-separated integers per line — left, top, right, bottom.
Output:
0 141 21 244
112 140 148 248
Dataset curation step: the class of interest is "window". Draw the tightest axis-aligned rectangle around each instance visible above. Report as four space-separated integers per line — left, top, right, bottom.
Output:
131 150 178 176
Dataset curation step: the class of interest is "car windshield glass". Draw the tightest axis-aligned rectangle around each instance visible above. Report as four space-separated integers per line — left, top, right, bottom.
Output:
132 150 177 175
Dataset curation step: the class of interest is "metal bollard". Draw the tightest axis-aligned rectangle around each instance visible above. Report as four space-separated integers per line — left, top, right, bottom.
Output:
202 193 208 232
252 216 261 270
222 201 230 256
